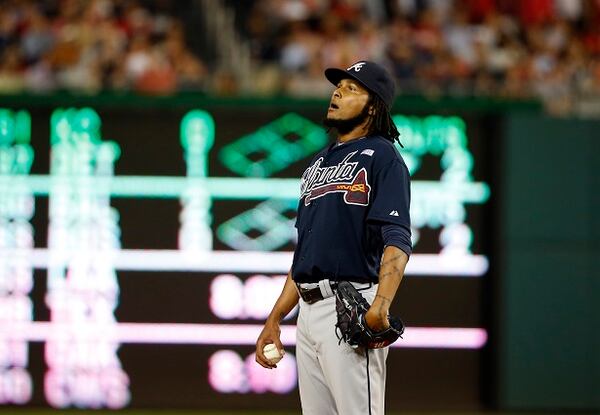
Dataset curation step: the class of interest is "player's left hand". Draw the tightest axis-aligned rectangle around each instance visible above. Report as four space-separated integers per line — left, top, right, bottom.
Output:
365 307 390 333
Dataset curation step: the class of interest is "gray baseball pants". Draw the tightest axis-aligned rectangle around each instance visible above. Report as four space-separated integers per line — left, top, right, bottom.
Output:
296 282 389 415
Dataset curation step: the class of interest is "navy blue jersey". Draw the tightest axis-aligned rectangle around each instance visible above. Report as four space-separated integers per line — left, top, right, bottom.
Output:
291 135 411 284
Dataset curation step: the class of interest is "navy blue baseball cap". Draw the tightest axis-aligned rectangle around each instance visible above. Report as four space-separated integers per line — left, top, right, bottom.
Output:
325 60 396 109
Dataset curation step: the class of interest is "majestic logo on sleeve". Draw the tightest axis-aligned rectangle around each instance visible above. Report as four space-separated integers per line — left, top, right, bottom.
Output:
300 151 371 206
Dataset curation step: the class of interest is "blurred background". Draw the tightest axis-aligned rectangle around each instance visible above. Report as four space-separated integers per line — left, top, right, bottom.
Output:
0 0 598 414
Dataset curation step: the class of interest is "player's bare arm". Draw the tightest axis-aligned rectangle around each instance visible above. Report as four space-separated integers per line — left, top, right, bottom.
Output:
366 245 409 331
255 271 299 369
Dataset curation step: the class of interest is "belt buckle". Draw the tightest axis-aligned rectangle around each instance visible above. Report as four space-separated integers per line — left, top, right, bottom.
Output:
298 284 323 304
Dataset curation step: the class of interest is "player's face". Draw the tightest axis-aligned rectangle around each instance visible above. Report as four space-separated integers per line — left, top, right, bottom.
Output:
327 78 370 121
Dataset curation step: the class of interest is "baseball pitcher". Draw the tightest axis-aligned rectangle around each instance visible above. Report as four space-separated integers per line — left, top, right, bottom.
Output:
255 60 412 415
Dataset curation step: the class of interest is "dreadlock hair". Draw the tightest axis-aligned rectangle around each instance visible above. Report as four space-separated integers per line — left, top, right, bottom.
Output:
365 94 403 147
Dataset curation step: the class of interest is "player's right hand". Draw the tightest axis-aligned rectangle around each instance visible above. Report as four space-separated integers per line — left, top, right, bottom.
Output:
255 321 284 369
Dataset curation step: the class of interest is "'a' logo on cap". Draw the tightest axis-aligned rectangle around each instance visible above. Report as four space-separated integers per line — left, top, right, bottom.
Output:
347 62 366 72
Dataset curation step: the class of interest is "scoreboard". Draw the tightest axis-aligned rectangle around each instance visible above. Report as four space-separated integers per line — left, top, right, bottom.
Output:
0 104 491 410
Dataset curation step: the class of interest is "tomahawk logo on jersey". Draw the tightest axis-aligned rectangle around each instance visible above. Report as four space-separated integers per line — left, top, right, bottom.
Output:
292 135 411 284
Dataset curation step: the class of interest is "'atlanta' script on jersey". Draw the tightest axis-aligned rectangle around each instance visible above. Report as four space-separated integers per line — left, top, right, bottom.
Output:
300 151 371 206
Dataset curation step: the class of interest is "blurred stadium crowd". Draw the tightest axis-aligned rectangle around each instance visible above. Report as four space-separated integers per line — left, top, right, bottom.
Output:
0 0 206 94
241 0 600 114
1 0 600 115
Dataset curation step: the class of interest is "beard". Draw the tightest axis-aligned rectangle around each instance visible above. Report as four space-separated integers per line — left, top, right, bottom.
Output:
323 104 370 135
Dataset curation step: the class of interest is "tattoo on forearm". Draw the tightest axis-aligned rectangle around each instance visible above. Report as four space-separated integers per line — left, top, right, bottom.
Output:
379 254 404 280
379 252 407 280
379 265 403 280
380 267 400 277
381 254 404 267
375 294 391 304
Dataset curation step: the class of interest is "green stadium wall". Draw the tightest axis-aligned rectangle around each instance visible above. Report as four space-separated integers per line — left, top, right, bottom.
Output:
497 114 600 410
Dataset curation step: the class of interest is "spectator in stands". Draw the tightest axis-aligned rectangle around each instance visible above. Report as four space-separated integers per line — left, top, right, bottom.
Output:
0 46 26 93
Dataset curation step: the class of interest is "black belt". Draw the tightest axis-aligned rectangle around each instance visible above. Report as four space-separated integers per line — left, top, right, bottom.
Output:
296 280 373 304
296 281 338 304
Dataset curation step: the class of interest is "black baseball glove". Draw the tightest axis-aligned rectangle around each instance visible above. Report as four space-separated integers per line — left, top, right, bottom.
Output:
334 281 404 349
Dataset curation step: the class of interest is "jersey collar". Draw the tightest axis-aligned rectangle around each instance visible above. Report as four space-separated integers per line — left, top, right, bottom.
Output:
329 135 369 152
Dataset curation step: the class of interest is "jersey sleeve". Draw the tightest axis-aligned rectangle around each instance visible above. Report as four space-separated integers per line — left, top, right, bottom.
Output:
366 159 411 227
381 223 412 256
